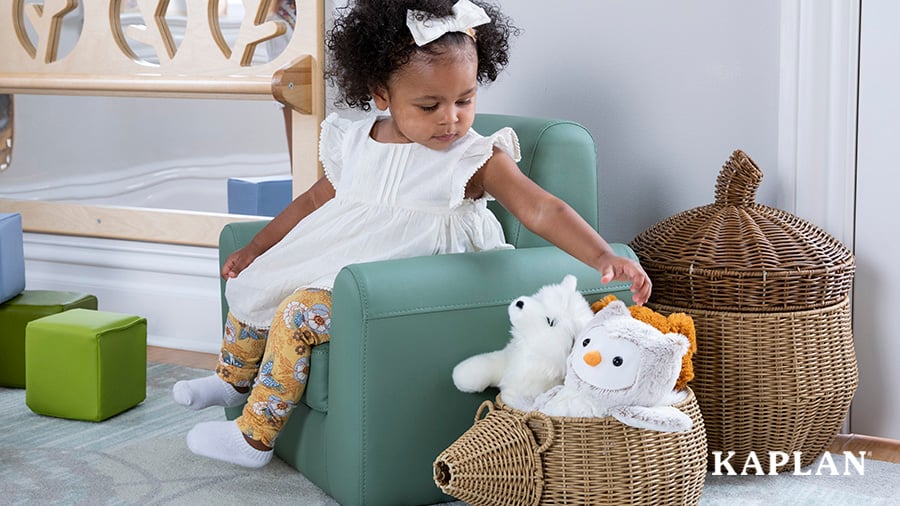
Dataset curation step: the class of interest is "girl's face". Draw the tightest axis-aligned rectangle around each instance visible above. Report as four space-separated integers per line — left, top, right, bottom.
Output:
371 44 478 150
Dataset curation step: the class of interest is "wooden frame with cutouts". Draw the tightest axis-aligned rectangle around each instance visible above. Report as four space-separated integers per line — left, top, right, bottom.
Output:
0 0 324 246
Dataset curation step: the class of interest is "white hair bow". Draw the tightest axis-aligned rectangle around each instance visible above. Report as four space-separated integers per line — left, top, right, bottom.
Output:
406 0 491 46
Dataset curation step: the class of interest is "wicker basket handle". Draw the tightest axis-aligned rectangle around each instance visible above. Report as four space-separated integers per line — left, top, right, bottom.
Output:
714 149 764 207
475 400 495 422
521 411 555 454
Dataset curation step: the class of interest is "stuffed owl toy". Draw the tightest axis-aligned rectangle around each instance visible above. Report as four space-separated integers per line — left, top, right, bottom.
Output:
452 275 594 411
533 300 693 433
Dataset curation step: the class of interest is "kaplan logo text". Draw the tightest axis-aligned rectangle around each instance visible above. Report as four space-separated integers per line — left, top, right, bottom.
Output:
711 451 866 476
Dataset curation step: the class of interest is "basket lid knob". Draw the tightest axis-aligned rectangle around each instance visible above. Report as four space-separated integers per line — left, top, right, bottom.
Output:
714 149 763 207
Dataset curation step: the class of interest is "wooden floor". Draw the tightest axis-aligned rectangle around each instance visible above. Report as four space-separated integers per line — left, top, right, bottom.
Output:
147 345 900 465
829 433 900 464
148 345 216 370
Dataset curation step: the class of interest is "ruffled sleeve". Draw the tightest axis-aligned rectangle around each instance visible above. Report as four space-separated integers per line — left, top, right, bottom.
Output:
318 113 353 189
449 127 522 209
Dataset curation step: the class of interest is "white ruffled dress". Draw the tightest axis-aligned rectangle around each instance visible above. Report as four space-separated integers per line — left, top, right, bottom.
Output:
225 113 520 329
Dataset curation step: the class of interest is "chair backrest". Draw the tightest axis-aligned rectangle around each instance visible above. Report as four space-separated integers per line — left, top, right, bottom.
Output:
473 114 599 249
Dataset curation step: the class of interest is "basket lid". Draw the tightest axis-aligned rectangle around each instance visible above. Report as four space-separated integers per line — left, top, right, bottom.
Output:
629 150 854 311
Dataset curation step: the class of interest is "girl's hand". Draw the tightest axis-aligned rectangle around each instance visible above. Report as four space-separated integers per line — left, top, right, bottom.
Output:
598 253 652 306
221 244 263 280
219 176 336 280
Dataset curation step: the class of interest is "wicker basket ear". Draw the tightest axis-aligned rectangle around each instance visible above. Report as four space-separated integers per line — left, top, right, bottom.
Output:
521 410 554 454
474 399 494 421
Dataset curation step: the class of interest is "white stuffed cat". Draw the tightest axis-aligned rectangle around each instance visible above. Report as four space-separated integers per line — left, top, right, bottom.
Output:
452 275 594 411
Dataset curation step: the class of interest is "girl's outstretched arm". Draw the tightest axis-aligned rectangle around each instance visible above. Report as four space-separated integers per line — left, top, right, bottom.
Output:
221 176 336 279
476 147 651 305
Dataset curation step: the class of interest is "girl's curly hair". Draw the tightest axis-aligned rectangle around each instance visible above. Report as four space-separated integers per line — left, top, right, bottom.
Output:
325 0 519 110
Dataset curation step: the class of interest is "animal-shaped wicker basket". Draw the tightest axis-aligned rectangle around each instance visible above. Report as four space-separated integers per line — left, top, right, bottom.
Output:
434 389 707 506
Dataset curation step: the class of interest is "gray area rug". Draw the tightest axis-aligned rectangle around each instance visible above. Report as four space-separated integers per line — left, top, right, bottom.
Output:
2 362 899 505
1 363 336 505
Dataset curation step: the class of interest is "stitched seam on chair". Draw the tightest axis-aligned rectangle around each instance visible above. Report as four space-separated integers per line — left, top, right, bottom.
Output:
361 283 632 319
511 120 584 247
343 268 370 502
220 227 237 257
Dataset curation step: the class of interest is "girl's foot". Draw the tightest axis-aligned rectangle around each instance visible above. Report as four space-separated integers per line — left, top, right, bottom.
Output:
172 374 249 410
186 420 273 468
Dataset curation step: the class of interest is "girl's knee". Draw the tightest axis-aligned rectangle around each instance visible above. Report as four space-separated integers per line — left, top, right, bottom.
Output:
273 289 333 346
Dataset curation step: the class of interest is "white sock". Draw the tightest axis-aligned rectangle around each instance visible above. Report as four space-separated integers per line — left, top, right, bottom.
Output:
172 374 249 410
186 420 273 468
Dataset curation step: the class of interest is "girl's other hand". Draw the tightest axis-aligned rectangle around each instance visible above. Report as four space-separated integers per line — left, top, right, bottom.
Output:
598 254 652 306
221 245 263 280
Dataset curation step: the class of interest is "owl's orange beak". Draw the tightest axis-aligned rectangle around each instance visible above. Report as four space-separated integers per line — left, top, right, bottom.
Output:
583 350 602 367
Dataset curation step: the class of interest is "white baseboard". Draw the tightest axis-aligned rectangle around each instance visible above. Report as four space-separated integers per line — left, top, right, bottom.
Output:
22 233 223 354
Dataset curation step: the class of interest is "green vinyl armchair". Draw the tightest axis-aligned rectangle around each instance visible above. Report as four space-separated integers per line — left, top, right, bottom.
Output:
220 114 641 506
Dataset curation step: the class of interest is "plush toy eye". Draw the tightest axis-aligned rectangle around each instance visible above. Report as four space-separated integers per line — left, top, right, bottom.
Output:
612 356 624 367
546 317 557 327
515 300 525 309
582 338 590 347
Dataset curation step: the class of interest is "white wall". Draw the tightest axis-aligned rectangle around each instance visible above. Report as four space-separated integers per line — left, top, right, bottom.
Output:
12 1 784 351
13 0 894 439
7 1 783 242
850 0 900 440
475 0 782 243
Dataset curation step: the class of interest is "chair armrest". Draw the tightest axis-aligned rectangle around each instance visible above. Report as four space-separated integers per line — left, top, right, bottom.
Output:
324 244 638 505
333 244 636 319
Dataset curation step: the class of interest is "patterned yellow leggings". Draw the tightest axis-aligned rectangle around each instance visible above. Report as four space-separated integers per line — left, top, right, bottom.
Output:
216 288 331 447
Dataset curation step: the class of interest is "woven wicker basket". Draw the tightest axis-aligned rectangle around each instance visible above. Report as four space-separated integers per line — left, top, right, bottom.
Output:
629 150 854 312
435 390 707 506
650 298 858 471
628 150 858 472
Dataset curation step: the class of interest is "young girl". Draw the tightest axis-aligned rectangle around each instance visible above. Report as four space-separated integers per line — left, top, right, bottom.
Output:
174 0 651 468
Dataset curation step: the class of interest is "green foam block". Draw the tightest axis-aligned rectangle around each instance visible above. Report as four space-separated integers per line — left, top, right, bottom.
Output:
25 308 147 422
0 291 98 388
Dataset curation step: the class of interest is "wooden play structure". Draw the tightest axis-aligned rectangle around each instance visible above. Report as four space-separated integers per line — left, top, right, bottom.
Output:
0 0 325 246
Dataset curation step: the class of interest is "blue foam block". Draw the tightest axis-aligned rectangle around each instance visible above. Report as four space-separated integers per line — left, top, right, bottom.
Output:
227 177 293 217
0 213 25 304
